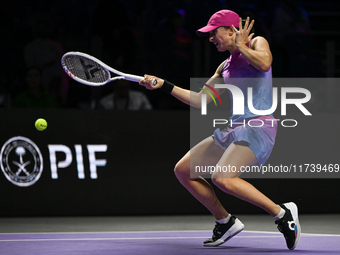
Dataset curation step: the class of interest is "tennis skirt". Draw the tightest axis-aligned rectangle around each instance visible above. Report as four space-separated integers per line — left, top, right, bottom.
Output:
213 116 277 166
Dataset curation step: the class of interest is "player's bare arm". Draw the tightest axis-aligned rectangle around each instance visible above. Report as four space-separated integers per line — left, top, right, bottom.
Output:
232 17 272 72
140 61 226 108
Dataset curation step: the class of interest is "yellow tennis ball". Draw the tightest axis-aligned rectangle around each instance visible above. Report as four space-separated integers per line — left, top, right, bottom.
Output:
35 118 47 131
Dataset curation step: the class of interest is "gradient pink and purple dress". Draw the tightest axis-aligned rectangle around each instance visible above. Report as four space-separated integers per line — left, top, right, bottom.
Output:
213 42 277 166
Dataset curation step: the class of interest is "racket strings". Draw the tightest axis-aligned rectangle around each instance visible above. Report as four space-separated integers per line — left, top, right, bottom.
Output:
63 55 109 84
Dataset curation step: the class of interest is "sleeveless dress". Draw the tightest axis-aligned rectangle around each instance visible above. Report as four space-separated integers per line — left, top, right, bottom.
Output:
213 41 277 166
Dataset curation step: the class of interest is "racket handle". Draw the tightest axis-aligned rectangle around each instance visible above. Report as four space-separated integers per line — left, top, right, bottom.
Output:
125 75 144 83
125 75 157 86
125 75 157 85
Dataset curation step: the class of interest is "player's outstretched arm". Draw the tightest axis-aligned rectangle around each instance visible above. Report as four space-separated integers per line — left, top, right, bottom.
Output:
139 62 225 108
139 75 197 106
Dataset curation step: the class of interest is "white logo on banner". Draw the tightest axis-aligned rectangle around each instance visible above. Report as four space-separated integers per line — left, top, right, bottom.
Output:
0 136 108 187
0 136 43 187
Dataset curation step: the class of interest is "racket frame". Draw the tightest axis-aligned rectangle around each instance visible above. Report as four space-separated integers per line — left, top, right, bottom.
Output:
61 52 147 86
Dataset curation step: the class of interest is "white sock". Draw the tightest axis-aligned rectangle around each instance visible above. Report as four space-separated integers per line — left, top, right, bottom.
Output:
217 214 231 224
274 206 286 221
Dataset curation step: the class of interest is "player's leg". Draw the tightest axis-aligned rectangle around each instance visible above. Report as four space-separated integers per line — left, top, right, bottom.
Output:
174 136 228 220
211 142 300 250
211 142 281 216
202 142 271 247
175 137 246 247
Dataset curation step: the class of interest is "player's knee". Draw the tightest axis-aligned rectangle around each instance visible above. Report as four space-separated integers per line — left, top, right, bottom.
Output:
174 161 190 181
212 176 236 194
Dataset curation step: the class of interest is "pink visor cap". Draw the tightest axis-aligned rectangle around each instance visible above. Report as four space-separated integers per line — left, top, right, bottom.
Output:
196 10 240 37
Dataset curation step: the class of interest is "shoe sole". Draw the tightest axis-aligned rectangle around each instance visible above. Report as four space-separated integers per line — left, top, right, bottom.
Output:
204 219 245 247
283 202 301 250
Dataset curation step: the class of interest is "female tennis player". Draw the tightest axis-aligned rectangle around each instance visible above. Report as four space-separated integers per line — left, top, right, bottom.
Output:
140 10 300 250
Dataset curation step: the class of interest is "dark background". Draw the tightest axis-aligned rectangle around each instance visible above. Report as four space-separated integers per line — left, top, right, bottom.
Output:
1 0 339 110
0 0 339 216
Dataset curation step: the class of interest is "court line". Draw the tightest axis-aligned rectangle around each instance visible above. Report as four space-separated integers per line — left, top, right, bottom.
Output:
245 230 340 237
0 235 282 242
0 230 339 236
0 230 339 242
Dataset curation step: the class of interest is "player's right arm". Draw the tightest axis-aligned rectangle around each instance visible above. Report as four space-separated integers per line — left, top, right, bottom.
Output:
140 61 226 108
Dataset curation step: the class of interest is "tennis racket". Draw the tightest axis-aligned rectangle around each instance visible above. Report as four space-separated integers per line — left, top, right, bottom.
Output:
61 52 156 86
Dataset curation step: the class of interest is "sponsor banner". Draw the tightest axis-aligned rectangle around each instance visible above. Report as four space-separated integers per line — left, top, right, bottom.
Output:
1 105 339 216
0 109 189 216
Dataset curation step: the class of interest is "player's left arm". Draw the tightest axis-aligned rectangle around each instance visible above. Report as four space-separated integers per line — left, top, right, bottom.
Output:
232 17 272 72
238 36 273 72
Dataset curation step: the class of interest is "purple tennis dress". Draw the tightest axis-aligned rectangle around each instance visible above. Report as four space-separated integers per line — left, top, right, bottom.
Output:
213 42 277 166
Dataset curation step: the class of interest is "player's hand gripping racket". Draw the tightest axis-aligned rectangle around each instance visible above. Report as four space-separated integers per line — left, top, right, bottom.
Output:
61 52 157 86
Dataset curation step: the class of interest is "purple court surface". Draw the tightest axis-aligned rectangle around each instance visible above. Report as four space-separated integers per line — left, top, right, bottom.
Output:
0 215 339 255
0 231 340 255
